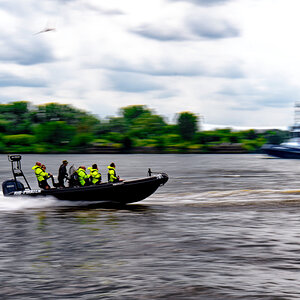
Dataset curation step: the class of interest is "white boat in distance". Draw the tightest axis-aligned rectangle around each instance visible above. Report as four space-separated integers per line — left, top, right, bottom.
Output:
262 103 300 158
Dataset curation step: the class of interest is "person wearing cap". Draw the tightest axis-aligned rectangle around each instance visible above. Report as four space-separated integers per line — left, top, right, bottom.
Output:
76 166 90 186
32 162 52 189
58 160 69 188
41 164 52 189
88 164 101 185
107 162 120 183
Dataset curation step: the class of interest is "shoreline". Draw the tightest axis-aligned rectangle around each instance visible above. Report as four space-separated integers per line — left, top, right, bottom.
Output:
0 144 261 154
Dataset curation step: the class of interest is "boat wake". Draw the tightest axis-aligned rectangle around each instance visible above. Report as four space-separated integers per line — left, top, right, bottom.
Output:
2 188 300 211
0 195 114 212
143 189 300 207
0 195 58 211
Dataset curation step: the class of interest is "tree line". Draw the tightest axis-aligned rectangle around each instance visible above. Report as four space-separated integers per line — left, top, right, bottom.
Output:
0 101 289 153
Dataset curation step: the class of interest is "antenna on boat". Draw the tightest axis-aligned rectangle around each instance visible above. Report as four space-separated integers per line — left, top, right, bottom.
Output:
8 155 31 190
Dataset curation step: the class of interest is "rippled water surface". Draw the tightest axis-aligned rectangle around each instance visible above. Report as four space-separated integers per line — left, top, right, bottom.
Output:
1 154 300 299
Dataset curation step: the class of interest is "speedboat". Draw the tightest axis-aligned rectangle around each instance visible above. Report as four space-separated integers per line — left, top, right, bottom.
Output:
262 102 300 159
2 155 168 204
262 125 300 159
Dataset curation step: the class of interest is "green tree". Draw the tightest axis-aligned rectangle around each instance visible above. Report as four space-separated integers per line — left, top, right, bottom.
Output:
240 129 258 140
120 105 151 125
264 130 289 144
121 135 133 151
129 113 167 139
70 133 94 148
95 117 127 137
177 112 198 140
3 134 35 146
34 121 76 146
194 131 222 144
0 101 33 134
31 103 100 129
76 115 100 135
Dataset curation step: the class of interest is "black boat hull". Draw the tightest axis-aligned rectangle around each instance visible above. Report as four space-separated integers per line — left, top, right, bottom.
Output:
262 144 300 159
4 173 168 204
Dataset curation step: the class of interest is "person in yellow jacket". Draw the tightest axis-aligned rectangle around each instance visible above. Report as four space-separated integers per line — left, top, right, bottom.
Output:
88 164 101 185
107 162 120 183
76 166 90 186
32 162 52 189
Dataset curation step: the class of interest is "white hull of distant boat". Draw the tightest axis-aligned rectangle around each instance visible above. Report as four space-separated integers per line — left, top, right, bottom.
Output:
262 139 300 159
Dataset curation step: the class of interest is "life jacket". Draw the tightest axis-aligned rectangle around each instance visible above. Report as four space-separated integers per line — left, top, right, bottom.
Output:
107 166 117 182
32 165 49 182
76 168 89 186
88 167 101 184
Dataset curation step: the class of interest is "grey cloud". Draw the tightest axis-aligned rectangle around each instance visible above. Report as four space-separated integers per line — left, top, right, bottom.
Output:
0 34 56 65
132 25 187 41
219 85 298 110
10 50 54 66
83 3 124 15
107 72 162 93
1 0 54 16
0 1 56 65
92 56 204 76
95 55 244 79
0 1 26 13
259 96 296 108
0 73 47 88
55 0 75 3
156 90 178 98
187 17 240 39
168 0 232 6
3 0 123 16
0 49 54 66
132 17 239 41
103 60 205 77
214 65 244 79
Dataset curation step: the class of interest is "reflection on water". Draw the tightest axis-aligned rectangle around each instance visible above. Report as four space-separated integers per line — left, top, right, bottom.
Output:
1 154 300 299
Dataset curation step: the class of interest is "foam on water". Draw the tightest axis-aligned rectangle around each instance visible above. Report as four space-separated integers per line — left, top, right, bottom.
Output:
0 194 108 211
0 195 123 212
143 188 300 207
0 194 59 211
2 188 300 211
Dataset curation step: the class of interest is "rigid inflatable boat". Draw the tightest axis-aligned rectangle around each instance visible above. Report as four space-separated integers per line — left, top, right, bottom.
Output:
2 155 168 204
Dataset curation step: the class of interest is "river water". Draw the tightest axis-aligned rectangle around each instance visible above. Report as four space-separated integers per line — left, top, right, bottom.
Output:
1 154 300 299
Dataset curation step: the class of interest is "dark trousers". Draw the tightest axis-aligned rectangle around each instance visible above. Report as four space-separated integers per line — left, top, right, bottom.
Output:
39 180 50 190
58 177 65 187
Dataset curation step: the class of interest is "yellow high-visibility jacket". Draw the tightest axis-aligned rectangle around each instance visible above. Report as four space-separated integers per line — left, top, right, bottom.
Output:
88 167 101 184
32 165 49 182
76 168 90 186
107 166 117 182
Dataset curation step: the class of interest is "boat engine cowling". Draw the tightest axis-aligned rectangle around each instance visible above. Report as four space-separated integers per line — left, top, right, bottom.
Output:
2 180 25 196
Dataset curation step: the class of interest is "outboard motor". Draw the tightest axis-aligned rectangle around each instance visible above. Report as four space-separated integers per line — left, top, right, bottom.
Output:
2 179 25 196
2 155 31 196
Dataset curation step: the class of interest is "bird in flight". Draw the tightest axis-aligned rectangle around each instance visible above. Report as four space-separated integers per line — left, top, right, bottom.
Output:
35 24 56 35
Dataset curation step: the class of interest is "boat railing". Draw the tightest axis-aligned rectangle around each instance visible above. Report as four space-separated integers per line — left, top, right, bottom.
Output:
8 154 31 190
148 168 163 176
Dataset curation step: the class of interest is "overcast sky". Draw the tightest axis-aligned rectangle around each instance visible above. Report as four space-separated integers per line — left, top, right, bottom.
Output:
1 0 300 128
